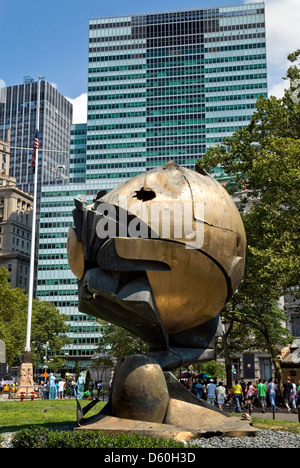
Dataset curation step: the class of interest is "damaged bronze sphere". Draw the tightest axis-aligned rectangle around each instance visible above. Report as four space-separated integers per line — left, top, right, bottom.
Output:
67 162 246 370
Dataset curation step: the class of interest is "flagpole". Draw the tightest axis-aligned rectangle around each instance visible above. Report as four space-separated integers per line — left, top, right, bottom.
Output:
25 76 41 354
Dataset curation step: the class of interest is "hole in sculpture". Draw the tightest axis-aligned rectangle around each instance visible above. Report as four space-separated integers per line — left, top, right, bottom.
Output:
133 187 156 202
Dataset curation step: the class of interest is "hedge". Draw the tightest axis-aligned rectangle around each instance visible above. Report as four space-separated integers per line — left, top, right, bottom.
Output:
11 427 186 449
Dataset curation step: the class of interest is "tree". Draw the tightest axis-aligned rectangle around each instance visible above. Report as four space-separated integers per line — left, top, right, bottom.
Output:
96 320 149 364
199 50 300 389
31 299 71 374
89 352 114 382
0 267 28 365
0 266 71 370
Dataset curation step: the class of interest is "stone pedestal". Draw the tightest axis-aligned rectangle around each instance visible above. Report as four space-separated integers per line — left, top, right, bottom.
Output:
18 361 34 395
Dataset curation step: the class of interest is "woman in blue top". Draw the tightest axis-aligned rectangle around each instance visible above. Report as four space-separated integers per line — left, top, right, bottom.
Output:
195 380 203 399
267 378 277 411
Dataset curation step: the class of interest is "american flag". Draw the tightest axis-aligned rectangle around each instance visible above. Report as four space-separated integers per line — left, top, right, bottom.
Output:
32 130 39 173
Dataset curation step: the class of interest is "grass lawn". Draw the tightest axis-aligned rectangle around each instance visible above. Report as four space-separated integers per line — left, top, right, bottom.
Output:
251 416 300 434
0 399 107 433
1 401 299 436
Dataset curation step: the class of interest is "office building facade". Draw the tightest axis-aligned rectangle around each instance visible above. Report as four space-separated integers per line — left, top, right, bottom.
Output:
87 2 267 184
0 131 33 293
0 80 73 195
37 124 103 371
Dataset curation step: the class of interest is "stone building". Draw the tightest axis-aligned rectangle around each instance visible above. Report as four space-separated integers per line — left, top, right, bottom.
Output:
0 131 33 293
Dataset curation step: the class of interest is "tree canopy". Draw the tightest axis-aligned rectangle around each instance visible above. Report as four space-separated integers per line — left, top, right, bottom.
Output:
0 266 71 369
198 50 300 386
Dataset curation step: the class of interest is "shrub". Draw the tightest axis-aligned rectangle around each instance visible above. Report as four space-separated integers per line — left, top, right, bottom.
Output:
11 427 185 449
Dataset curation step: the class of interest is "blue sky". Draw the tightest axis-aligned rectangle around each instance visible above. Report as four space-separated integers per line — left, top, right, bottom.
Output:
1 0 299 123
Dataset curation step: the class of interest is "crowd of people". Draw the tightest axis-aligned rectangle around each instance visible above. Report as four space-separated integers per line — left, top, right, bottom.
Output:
181 376 300 413
41 378 104 400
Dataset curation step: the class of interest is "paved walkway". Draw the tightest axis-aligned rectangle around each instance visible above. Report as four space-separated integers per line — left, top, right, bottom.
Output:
250 409 300 423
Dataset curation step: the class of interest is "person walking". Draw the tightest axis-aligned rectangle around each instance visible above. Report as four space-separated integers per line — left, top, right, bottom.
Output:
69 379 77 399
297 381 300 407
267 378 277 411
57 379 66 399
0 378 4 395
194 379 204 399
282 377 293 413
257 379 267 413
216 382 226 410
206 379 217 405
42 381 48 399
290 379 297 412
245 381 256 411
240 377 247 408
233 379 243 413
97 380 103 398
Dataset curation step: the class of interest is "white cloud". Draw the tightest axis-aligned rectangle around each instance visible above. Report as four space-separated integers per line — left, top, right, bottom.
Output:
262 0 299 66
246 0 300 98
0 79 5 88
268 80 288 99
66 93 87 124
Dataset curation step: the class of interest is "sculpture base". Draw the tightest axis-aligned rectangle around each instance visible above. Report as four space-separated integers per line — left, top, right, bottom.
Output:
17 362 34 394
76 372 257 441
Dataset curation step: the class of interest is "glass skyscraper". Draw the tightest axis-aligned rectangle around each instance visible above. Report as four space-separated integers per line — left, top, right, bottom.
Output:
87 2 267 184
37 3 267 373
0 80 72 196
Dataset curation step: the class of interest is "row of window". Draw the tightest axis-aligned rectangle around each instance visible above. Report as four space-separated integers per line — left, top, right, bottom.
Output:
88 24 265 52
38 263 70 270
86 171 141 180
69 326 101 333
88 73 146 82
206 41 266 53
63 349 97 356
37 289 77 296
37 278 77 285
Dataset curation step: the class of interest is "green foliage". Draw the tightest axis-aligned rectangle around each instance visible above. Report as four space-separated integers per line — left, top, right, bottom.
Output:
11 427 185 449
198 50 300 386
84 370 92 392
191 360 226 381
32 299 71 372
0 266 71 367
0 267 28 365
96 320 149 362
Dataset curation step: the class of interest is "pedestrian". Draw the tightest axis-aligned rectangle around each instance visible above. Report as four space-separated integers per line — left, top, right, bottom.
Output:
282 377 293 413
97 380 103 398
267 378 277 411
89 380 94 399
206 379 217 405
57 379 65 399
233 379 243 413
290 379 297 411
240 377 247 407
216 382 226 410
194 379 204 399
245 381 256 411
69 379 76 399
42 381 48 399
257 379 267 413
0 378 4 395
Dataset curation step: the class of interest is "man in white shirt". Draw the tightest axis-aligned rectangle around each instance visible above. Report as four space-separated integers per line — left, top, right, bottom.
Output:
206 379 217 405
58 379 65 399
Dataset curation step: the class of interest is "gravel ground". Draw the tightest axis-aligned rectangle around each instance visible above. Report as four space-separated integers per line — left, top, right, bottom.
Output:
1 428 300 449
188 429 300 448
1 433 15 449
